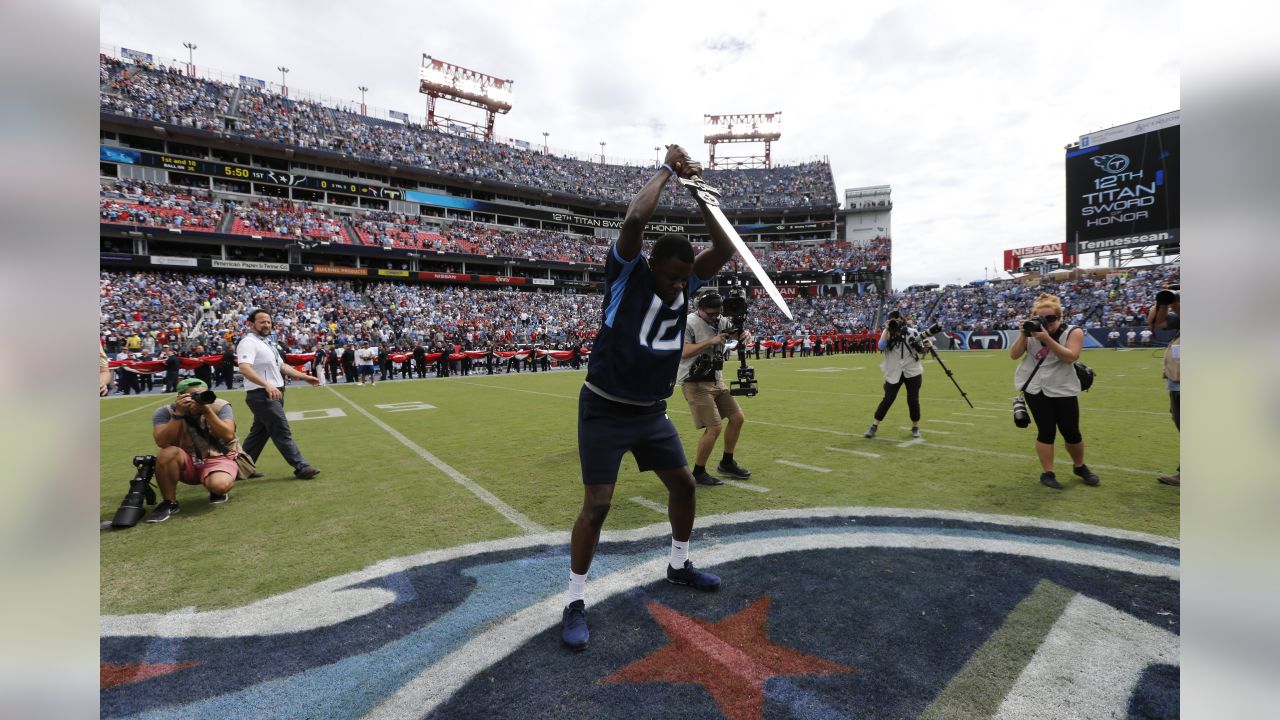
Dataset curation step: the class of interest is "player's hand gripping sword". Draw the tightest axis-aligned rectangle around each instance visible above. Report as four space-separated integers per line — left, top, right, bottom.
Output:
675 174 794 320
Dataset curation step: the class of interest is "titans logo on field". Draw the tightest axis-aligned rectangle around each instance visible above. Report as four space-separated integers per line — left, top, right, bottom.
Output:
101 510 1179 719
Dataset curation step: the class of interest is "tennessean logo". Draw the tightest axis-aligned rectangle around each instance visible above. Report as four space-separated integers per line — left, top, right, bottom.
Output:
968 332 1006 350
1092 154 1130 174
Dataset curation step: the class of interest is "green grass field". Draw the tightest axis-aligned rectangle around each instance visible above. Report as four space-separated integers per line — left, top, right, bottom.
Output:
100 348 1179 616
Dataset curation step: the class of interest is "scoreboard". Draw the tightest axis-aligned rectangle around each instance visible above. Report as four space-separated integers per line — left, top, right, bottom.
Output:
1064 112 1179 255
100 145 404 200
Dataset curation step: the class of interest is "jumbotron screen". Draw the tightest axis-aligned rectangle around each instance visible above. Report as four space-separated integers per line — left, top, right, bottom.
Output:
1065 119 1179 255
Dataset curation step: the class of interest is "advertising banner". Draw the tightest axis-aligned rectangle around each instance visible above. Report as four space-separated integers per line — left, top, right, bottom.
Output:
211 259 289 272
308 265 368 276
418 272 472 282
1066 122 1179 254
151 256 198 267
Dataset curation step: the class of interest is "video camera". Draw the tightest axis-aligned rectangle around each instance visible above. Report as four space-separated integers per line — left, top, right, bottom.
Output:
108 455 158 529
691 288 758 397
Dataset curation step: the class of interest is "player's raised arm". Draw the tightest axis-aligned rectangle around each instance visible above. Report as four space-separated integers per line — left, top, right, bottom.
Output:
688 157 736 279
617 144 688 261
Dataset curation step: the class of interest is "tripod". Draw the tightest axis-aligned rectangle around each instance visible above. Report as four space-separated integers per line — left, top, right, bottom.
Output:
926 346 973 408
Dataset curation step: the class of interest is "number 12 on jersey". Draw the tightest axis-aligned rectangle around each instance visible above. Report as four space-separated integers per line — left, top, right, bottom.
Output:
638 295 684 351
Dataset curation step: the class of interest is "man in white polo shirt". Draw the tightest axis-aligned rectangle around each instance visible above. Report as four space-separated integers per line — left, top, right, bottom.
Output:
236 309 322 479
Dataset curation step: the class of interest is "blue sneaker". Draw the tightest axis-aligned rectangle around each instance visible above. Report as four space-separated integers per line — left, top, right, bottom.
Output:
561 600 589 651
666 560 721 591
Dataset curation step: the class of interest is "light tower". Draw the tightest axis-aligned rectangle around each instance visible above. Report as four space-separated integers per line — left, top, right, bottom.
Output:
418 54 514 142
182 42 196 77
703 112 782 169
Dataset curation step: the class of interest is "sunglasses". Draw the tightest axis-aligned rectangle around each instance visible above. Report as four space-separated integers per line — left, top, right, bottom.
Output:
1037 314 1060 322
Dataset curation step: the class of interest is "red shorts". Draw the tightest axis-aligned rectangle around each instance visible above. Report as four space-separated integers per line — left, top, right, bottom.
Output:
176 448 239 487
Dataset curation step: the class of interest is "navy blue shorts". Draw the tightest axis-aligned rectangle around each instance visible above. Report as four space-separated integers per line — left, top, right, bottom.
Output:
578 385 687 485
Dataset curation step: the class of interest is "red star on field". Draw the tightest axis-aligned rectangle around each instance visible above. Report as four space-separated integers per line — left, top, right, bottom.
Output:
601 596 856 720
100 661 201 689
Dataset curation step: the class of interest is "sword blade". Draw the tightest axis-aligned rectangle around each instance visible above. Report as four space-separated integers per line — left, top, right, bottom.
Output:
704 203 794 320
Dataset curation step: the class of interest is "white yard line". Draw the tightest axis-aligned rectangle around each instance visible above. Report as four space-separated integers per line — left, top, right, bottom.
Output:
902 426 951 435
928 419 974 426
722 479 771 493
629 496 668 514
897 438 927 448
871 437 1161 475
326 387 545 534
775 459 832 473
825 446 881 459
953 412 997 419
452 380 576 400
755 418 1160 476
100 397 171 424
752 419 858 436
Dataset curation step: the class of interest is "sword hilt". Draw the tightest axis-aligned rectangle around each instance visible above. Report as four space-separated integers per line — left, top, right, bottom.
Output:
676 174 722 207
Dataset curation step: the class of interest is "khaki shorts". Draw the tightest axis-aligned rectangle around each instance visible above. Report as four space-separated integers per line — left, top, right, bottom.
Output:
681 381 741 429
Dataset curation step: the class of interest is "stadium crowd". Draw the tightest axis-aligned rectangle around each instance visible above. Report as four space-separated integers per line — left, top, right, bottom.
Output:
99 54 836 211
101 182 892 269
100 180 223 231
100 263 1179 370
99 55 233 131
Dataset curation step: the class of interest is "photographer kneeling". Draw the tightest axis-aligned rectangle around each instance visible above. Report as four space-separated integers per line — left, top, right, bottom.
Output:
146 378 239 523
678 291 753 486
1010 293 1100 489
864 312 930 439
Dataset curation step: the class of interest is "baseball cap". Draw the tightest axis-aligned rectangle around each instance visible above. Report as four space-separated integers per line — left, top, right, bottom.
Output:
176 378 208 393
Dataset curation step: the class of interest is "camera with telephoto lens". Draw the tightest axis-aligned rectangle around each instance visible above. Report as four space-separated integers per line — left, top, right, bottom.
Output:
193 389 217 404
1155 285 1180 306
886 309 905 336
1011 396 1031 428
109 455 158 529
1022 317 1043 336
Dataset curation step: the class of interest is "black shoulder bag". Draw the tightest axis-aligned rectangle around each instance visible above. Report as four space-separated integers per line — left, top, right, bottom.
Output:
1064 325 1096 391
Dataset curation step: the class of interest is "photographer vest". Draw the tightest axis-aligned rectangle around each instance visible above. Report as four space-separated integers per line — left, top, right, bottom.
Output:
1163 336 1180 383
880 328 924 384
161 398 240 459
1014 325 1082 398
678 312 731 384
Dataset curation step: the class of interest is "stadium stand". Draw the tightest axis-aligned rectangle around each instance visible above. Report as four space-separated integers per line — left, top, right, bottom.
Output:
99 53 836 212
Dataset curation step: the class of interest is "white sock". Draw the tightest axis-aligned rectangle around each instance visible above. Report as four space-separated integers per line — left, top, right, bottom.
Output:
565 571 587 607
669 538 690 570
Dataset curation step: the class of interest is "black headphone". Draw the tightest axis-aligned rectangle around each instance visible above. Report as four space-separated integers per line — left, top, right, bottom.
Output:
695 290 723 309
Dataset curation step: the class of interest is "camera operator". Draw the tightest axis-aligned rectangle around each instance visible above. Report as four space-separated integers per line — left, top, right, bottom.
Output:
677 291 754 486
1010 293 1100 489
863 312 930 439
145 378 239 523
1148 288 1180 486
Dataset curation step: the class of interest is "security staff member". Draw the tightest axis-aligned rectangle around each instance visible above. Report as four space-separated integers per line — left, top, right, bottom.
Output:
236 309 321 479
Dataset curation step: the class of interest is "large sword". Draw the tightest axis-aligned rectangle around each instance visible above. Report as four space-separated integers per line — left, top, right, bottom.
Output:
676 175 793 320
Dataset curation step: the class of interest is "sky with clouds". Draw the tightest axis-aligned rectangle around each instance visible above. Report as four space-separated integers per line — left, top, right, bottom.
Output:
100 0 1179 289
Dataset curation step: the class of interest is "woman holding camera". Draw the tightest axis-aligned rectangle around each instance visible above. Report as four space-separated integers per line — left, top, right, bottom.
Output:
864 313 930 440
1010 293 1100 489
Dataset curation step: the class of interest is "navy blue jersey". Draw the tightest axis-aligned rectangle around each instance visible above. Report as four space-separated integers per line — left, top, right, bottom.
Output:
585 244 706 402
